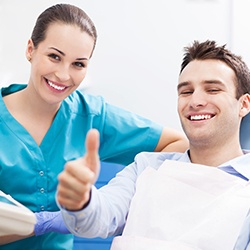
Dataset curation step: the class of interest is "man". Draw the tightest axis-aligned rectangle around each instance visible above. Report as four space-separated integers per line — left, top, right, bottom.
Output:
57 40 250 249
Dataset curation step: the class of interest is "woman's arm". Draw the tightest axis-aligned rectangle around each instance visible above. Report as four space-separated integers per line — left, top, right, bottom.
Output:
0 233 34 245
154 127 189 153
0 210 71 245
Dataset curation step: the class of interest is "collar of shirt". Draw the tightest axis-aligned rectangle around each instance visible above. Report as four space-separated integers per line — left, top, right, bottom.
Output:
178 150 250 181
219 150 250 181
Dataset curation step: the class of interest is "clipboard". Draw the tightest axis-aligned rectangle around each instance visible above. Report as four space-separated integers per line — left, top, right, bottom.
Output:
0 191 36 236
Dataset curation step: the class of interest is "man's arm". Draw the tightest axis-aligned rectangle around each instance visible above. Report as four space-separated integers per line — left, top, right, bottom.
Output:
154 127 188 152
57 129 133 238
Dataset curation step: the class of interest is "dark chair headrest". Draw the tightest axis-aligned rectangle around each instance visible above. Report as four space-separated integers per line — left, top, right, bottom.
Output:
240 113 250 150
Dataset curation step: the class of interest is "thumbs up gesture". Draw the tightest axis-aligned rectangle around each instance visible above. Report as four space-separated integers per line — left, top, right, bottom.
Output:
57 129 100 211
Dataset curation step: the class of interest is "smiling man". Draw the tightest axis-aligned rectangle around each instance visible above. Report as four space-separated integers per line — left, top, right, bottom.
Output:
56 40 250 250
177 52 248 166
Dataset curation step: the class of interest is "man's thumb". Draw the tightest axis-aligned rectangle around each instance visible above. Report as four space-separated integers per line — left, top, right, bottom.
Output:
85 129 100 178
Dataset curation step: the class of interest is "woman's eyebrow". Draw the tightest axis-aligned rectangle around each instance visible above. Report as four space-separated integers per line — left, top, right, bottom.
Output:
49 47 65 56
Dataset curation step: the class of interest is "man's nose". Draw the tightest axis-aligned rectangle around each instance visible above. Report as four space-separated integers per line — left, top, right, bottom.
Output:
189 90 207 108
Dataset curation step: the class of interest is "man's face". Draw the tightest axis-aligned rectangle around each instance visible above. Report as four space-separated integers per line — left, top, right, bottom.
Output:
177 59 243 148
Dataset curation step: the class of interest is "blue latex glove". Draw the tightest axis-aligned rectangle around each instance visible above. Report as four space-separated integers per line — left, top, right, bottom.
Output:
34 211 70 236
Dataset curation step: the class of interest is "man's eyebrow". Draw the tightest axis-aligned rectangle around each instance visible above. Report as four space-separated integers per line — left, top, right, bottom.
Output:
177 82 190 91
203 80 225 86
49 47 89 60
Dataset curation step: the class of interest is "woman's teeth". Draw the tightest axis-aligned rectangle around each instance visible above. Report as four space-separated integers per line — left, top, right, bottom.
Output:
47 80 66 91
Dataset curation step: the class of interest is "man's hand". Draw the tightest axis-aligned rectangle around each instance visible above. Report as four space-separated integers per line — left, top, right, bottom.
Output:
57 129 100 211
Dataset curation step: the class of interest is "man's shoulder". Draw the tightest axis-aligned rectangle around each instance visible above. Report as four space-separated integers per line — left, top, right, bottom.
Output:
134 151 185 170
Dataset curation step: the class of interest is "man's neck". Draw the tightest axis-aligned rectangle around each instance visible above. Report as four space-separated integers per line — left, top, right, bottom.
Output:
189 143 243 167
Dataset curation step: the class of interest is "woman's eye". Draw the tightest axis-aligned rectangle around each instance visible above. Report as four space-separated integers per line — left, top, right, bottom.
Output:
74 62 86 68
48 53 60 61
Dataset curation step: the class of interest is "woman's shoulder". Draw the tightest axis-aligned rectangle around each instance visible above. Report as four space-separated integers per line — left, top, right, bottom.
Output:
64 89 106 115
1 84 27 96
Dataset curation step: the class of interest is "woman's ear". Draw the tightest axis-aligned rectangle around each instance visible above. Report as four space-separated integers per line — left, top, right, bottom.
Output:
26 39 34 62
239 93 250 118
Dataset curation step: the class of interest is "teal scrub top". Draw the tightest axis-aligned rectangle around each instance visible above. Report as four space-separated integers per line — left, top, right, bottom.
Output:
0 84 162 250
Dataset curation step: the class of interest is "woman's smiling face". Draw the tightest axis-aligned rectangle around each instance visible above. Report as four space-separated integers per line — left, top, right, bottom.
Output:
26 22 94 105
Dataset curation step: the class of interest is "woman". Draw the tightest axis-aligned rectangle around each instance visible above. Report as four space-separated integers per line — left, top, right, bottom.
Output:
0 3 187 249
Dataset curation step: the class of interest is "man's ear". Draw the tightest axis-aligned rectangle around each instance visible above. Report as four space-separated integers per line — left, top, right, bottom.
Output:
239 93 250 118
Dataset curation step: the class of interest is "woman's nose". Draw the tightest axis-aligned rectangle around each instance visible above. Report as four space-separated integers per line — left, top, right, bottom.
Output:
55 65 70 82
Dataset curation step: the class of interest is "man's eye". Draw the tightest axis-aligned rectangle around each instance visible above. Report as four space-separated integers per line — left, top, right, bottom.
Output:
208 89 220 93
179 90 193 95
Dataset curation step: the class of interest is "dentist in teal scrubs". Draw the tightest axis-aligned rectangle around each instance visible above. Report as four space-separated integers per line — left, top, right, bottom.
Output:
0 3 188 250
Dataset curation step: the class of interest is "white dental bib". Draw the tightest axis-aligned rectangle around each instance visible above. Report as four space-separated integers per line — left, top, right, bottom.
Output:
111 160 250 250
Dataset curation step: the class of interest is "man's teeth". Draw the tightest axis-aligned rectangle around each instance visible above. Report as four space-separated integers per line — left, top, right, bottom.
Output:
190 114 211 120
47 80 66 91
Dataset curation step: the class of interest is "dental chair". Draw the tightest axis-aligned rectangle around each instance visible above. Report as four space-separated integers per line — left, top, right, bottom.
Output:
240 112 250 150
